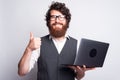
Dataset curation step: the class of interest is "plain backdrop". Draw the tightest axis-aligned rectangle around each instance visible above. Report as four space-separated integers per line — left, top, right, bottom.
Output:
0 0 120 80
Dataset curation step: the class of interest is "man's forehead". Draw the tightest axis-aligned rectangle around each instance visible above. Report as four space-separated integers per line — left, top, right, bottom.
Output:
50 10 63 15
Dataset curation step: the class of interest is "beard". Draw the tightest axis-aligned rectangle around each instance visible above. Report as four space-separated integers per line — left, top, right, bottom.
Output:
48 22 68 38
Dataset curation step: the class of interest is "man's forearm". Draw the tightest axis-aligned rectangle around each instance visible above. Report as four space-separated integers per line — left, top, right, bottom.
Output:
18 47 32 76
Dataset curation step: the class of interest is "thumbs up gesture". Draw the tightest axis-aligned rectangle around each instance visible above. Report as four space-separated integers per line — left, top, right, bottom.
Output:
27 32 41 51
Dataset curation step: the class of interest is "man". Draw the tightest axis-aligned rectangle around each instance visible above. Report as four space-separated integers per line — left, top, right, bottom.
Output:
18 2 94 80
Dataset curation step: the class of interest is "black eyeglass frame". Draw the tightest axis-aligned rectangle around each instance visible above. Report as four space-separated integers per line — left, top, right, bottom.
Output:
50 15 66 21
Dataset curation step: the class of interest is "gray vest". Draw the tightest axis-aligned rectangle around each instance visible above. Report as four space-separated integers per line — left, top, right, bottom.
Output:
37 35 77 80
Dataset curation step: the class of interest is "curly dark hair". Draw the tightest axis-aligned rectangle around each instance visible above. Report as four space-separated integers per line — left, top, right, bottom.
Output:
45 1 71 28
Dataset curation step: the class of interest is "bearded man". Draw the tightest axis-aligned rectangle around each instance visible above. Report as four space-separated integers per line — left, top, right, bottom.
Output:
18 2 94 80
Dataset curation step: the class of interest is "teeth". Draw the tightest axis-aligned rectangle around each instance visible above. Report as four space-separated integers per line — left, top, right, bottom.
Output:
55 24 61 27
54 24 62 29
56 24 61 25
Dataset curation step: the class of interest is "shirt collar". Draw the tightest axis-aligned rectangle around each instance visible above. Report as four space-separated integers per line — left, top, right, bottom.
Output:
49 34 70 40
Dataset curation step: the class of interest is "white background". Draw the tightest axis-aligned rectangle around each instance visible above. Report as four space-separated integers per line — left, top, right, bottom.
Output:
0 0 120 80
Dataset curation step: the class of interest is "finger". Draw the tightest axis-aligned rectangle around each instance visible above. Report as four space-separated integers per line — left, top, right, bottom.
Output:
67 66 76 70
30 32 34 40
76 66 84 72
82 65 86 71
83 65 86 68
76 66 81 70
35 38 41 43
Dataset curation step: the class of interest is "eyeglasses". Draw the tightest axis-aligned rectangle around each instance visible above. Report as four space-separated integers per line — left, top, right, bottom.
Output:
50 15 65 21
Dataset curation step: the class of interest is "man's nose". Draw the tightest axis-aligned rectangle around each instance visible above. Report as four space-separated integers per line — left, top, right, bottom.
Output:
55 17 60 22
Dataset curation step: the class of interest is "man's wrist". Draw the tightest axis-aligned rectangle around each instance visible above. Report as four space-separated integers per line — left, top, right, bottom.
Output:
74 69 84 80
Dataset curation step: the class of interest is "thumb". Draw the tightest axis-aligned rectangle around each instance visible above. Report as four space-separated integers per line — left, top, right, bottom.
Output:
30 32 34 40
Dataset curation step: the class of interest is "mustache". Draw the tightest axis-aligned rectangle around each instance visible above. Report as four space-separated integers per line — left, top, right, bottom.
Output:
52 22 63 26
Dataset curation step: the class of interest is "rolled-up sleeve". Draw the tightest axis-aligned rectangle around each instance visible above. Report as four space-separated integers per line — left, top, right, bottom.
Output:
29 48 40 72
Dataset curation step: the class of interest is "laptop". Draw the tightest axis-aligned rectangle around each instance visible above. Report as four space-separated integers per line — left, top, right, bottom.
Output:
63 38 109 68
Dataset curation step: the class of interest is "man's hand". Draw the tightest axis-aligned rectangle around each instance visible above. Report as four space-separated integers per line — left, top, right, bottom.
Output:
68 65 95 80
27 32 41 51
18 32 41 76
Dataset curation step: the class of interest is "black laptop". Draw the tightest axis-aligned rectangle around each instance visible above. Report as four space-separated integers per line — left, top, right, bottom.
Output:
63 38 109 68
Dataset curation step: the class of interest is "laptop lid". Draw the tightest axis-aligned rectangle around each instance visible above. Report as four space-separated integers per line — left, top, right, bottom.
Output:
74 38 109 67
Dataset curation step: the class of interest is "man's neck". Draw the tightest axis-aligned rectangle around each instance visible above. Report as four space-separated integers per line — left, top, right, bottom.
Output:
52 36 66 42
